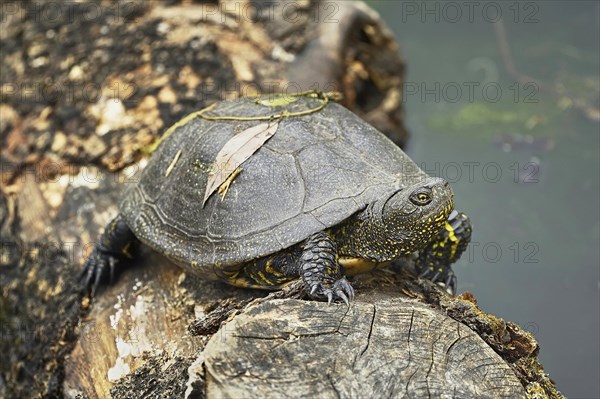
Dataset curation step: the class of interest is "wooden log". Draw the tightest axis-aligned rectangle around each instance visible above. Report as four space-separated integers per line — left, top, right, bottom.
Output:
0 1 562 398
202 297 525 398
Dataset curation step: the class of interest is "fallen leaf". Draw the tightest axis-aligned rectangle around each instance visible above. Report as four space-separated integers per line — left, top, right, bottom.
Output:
202 121 279 206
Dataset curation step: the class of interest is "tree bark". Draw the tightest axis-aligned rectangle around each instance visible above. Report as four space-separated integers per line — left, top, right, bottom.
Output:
0 1 561 398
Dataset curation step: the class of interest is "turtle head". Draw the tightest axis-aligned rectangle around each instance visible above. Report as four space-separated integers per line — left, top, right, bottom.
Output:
382 177 454 254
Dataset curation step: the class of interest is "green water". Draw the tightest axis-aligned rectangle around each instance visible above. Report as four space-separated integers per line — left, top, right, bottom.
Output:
372 1 600 397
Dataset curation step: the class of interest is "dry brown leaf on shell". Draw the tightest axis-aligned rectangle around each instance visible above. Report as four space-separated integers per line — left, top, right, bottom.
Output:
202 121 280 206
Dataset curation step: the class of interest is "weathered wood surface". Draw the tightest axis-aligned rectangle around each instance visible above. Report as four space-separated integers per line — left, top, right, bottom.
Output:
203 297 524 398
0 1 562 398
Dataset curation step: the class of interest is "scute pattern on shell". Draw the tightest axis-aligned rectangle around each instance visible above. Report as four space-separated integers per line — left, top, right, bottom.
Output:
120 97 428 273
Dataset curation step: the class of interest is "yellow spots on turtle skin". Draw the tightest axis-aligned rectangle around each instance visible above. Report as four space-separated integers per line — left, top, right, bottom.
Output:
222 265 279 289
444 221 460 258
428 265 444 273
225 256 296 288
121 242 133 258
434 213 447 223
257 271 273 285
222 269 240 280
444 222 458 241
264 259 284 277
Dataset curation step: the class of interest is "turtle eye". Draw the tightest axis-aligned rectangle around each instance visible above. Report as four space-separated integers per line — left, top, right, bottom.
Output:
410 189 432 206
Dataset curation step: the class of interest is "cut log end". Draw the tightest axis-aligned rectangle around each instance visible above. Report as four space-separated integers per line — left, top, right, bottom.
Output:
202 298 525 398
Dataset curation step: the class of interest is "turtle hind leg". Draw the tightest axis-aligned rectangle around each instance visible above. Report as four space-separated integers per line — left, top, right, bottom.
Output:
415 210 472 295
81 214 137 295
228 250 301 290
235 232 354 304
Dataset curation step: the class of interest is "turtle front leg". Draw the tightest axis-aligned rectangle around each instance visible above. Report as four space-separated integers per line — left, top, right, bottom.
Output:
415 210 472 294
235 231 354 303
81 214 137 295
298 232 355 304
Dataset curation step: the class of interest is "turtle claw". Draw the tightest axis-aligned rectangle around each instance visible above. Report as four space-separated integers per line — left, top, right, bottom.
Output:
306 277 355 304
108 256 117 284
310 285 318 296
81 248 121 296
80 215 136 296
339 278 355 302
417 265 457 296
445 273 457 295
336 290 349 306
